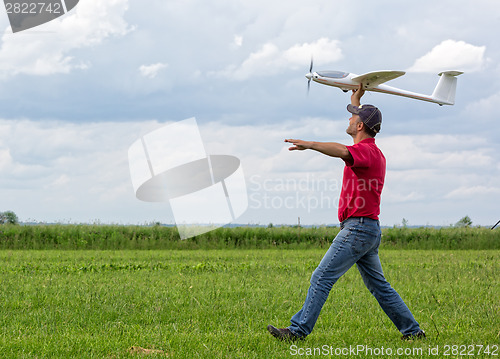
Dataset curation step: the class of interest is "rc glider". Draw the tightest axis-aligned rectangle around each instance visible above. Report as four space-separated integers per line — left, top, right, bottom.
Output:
306 61 463 106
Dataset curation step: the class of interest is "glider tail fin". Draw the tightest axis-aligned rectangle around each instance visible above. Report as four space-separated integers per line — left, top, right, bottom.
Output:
431 71 463 105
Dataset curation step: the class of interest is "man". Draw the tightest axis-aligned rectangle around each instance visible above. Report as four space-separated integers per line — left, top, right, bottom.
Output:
267 85 425 341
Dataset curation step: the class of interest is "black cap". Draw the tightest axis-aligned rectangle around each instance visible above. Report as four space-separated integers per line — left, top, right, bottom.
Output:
347 104 382 133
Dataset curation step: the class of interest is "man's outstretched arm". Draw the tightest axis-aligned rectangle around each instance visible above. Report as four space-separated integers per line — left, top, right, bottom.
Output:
284 139 353 162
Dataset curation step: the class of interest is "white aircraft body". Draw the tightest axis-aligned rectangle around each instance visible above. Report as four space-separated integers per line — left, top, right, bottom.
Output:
306 69 463 106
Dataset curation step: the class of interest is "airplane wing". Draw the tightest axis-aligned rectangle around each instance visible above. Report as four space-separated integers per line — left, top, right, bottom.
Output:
351 71 406 89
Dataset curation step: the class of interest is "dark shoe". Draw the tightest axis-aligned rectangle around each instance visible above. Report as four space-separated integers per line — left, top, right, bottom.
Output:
267 325 302 341
401 330 426 340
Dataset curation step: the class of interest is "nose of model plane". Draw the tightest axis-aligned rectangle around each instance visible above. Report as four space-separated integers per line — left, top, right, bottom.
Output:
305 72 312 80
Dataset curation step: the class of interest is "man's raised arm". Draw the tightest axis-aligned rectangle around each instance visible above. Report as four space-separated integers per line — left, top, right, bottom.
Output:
351 83 365 106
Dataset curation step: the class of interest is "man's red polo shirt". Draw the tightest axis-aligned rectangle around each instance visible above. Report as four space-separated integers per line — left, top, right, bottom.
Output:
338 138 386 222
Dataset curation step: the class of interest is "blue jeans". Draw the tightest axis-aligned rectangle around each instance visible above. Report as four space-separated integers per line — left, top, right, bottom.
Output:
289 217 421 338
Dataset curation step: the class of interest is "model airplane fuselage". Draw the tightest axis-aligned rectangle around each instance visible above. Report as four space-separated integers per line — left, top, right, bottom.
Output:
306 70 463 105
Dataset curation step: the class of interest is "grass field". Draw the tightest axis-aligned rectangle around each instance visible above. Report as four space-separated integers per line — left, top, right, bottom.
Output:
0 249 498 358
1 224 499 250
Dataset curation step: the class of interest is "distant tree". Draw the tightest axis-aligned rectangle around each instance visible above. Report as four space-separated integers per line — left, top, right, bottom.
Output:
455 215 473 228
0 211 19 225
401 218 409 228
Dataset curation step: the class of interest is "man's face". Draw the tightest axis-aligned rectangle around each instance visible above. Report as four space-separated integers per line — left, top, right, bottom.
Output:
346 114 361 136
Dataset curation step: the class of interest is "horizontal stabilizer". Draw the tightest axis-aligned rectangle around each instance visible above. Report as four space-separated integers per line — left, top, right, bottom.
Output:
352 71 405 89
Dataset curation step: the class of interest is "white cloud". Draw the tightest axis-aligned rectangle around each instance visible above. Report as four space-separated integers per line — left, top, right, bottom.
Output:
445 185 500 199
214 37 342 80
139 63 168 79
464 91 500 122
283 38 343 67
233 35 243 48
408 40 487 73
0 147 12 170
382 189 425 204
49 174 70 187
0 118 169 223
0 0 133 77
379 134 493 170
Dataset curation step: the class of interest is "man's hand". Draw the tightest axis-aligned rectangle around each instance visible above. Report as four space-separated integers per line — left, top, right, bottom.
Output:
285 138 313 151
351 83 365 106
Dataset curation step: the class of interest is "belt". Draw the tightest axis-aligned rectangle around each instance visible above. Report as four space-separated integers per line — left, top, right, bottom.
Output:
341 216 379 228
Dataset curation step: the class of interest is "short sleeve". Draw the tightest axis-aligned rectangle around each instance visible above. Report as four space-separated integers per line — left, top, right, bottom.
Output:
345 144 370 168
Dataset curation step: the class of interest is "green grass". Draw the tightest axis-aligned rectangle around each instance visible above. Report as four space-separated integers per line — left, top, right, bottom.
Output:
0 249 498 358
1 224 499 250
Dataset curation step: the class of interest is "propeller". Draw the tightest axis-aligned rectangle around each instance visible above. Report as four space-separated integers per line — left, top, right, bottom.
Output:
306 57 313 94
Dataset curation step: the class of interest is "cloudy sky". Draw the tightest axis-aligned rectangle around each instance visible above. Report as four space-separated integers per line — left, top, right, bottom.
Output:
0 0 499 227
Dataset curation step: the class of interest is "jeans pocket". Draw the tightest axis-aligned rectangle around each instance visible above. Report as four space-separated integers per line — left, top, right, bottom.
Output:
351 227 376 255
